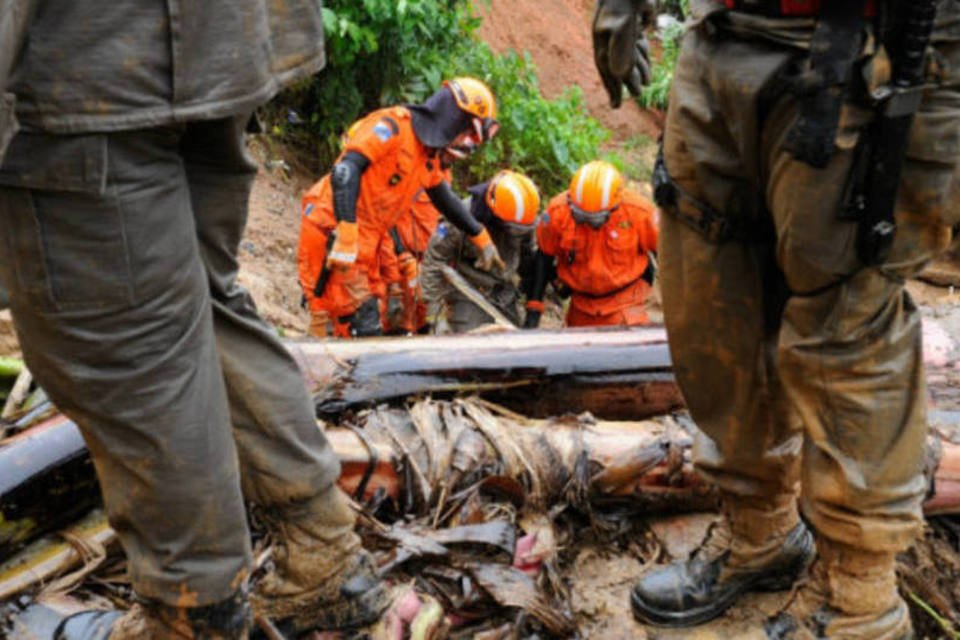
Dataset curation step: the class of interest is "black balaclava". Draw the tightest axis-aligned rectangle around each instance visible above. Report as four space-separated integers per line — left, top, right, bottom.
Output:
467 181 494 226
408 87 473 149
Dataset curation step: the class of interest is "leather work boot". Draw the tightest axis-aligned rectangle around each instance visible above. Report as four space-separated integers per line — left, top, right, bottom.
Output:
52 591 250 639
631 493 814 627
251 484 390 634
764 538 913 639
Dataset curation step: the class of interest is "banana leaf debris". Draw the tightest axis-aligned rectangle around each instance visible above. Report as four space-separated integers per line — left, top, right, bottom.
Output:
1 327 960 638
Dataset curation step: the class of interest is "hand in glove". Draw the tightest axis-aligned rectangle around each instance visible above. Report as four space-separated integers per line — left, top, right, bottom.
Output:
326 220 359 269
523 300 544 329
398 251 419 290
593 0 656 109
470 228 506 272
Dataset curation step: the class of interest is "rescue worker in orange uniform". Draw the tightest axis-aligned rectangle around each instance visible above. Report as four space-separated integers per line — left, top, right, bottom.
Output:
381 172 449 334
298 78 504 338
420 170 541 332
524 161 659 328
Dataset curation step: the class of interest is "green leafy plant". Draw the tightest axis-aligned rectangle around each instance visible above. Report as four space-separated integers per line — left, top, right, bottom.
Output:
262 0 479 168
637 18 686 110
260 0 610 197
442 44 610 197
637 0 690 110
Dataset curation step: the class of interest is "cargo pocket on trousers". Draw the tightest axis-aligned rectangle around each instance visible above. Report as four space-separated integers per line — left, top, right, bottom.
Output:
0 133 133 312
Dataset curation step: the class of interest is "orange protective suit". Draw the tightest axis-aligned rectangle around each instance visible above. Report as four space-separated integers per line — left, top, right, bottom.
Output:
373 168 449 333
537 190 659 327
298 107 447 337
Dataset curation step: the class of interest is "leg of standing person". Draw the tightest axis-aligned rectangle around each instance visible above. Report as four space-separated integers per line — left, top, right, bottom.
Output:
630 30 812 628
0 127 253 636
181 116 388 632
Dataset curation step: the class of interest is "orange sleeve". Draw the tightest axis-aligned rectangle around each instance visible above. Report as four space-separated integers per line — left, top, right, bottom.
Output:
627 193 660 254
421 158 447 190
642 203 660 253
298 215 330 298
378 239 402 286
536 197 566 257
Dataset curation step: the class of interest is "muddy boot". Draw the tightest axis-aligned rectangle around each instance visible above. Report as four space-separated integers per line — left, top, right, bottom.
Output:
251 484 390 634
630 493 814 627
764 538 913 639
52 591 250 639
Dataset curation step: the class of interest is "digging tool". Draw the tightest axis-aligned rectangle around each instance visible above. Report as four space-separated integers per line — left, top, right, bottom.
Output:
440 264 517 329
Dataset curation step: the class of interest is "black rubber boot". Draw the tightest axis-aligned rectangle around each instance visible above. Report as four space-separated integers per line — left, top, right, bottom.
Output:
631 519 814 627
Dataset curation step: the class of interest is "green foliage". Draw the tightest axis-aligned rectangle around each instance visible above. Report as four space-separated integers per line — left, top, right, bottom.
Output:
604 134 657 183
264 0 479 168
638 19 686 110
659 0 690 19
442 44 609 197
261 0 609 197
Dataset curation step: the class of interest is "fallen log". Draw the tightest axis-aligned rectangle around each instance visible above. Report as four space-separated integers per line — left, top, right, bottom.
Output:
0 419 100 560
3 399 960 575
3 326 960 587
286 326 683 421
0 402 708 600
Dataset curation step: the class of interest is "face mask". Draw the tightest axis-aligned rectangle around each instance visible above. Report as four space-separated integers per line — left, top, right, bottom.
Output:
570 201 612 229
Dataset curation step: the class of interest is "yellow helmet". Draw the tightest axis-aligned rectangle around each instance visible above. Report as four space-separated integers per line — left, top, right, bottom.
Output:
486 170 540 228
445 77 497 119
444 77 500 142
568 161 622 227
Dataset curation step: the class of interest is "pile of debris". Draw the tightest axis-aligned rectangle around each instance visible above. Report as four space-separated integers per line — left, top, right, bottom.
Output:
1 327 960 638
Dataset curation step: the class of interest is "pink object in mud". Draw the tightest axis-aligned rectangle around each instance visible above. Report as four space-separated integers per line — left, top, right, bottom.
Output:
923 319 955 368
394 587 423 623
513 533 542 576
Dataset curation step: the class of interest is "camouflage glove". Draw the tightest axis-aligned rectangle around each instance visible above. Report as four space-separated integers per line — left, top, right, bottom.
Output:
593 0 656 108
470 228 507 272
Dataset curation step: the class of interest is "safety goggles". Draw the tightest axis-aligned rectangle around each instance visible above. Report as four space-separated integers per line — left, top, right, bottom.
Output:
569 197 617 229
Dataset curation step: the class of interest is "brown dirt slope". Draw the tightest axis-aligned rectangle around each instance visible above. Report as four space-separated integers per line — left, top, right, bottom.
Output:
475 0 662 140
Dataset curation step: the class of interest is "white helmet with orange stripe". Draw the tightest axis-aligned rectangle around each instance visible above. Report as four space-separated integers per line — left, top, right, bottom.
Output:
568 160 623 229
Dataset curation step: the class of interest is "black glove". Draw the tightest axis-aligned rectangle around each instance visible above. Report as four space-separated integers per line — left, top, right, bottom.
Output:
523 310 542 329
593 0 656 108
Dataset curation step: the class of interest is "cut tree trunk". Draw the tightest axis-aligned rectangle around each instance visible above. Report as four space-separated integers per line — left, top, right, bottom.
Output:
4 403 960 566
3 327 960 567
286 326 682 420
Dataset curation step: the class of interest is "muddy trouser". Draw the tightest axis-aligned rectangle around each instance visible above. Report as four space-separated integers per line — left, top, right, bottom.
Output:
659 23 960 553
0 116 341 607
446 284 521 333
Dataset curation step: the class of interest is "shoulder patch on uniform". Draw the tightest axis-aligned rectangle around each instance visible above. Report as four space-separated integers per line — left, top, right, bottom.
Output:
436 222 449 238
539 213 550 226
619 220 631 229
303 203 314 218
382 117 400 134
373 122 395 143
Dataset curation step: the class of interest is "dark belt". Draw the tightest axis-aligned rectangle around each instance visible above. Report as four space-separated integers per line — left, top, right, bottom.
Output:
719 0 876 17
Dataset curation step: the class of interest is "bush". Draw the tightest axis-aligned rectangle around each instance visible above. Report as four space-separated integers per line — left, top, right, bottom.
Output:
442 44 609 197
638 0 690 110
262 0 479 169
260 0 610 197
